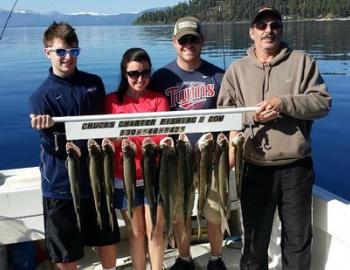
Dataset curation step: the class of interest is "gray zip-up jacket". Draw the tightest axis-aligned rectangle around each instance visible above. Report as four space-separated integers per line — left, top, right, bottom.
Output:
217 43 331 166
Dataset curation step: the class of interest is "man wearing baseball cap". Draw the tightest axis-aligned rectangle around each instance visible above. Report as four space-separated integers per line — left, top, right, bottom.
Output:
251 6 282 25
151 16 227 270
218 6 331 270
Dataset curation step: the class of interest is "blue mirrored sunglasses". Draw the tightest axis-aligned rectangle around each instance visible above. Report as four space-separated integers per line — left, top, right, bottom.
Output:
47 47 81 57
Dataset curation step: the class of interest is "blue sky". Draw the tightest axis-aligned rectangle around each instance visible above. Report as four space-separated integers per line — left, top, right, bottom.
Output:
0 0 183 14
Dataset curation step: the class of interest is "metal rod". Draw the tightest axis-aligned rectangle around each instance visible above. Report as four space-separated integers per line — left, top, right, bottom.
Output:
219 5 226 70
0 0 19 40
52 107 258 123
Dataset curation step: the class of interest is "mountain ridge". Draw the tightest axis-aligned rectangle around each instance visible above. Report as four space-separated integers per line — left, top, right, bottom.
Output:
0 8 166 27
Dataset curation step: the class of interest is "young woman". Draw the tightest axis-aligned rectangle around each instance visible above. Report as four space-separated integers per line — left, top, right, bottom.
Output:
105 48 169 270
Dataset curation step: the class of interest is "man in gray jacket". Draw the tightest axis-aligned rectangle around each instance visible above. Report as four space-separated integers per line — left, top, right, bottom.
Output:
217 7 331 270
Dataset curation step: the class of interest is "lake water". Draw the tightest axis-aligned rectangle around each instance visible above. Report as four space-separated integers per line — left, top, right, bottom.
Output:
0 21 349 199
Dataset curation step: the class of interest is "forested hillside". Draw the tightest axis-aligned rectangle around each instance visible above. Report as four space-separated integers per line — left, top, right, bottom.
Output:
134 0 350 24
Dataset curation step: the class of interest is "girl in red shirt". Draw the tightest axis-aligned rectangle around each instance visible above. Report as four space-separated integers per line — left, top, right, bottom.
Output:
105 48 169 270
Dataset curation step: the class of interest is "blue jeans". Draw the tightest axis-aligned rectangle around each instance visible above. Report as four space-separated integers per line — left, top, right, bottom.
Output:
114 187 148 210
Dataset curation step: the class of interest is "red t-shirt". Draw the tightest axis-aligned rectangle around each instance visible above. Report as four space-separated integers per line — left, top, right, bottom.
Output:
105 90 170 187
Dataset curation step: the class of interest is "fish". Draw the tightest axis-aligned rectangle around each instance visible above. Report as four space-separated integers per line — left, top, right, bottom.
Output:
66 142 82 230
232 132 244 200
214 133 231 235
122 139 137 220
142 138 159 233
159 137 178 239
196 132 214 239
196 133 214 218
87 139 103 229
102 138 116 231
176 133 194 228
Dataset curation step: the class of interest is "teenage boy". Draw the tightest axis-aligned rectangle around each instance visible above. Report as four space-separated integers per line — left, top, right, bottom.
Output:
29 22 120 270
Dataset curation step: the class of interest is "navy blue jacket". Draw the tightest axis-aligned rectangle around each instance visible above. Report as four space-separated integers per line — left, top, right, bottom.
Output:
29 68 105 199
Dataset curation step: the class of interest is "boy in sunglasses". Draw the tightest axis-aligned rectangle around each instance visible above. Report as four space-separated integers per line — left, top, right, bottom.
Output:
151 16 227 270
217 7 331 270
29 22 120 270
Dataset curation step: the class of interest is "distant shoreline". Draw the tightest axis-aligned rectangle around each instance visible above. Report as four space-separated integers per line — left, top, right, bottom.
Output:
135 16 350 26
307 17 350 21
3 16 350 28
214 16 350 23
222 16 350 24
285 16 350 22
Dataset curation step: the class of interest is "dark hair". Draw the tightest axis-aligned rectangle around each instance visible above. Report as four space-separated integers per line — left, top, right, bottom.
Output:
116 48 152 103
43 21 79 47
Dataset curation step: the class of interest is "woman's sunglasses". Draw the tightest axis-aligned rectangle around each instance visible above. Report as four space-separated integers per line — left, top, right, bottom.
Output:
47 47 81 57
254 21 283 31
126 69 151 80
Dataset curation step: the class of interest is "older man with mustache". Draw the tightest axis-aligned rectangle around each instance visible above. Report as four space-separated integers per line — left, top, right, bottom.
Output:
217 7 331 270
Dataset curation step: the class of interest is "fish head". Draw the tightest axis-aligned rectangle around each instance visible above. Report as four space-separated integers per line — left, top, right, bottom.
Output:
66 142 81 158
160 137 176 161
102 138 115 154
87 139 101 156
178 132 189 141
197 132 214 152
142 138 157 154
231 132 244 147
176 139 186 152
122 139 137 157
217 133 229 149
160 137 174 149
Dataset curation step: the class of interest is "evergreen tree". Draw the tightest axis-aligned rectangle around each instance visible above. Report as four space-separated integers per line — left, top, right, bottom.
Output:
133 0 350 24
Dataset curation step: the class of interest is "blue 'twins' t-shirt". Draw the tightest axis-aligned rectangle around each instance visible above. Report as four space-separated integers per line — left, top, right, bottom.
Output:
151 59 224 144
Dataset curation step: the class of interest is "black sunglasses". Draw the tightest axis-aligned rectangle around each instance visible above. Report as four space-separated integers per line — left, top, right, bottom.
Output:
254 21 283 31
178 35 201 46
126 69 151 80
47 47 80 57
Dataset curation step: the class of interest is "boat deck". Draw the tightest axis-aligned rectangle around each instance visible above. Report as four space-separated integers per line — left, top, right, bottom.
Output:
3 167 350 270
37 238 248 270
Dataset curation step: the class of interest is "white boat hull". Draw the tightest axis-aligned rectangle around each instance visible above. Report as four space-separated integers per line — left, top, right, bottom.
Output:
0 167 349 269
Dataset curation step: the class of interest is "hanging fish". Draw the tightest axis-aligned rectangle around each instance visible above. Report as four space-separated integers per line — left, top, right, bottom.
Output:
176 133 194 228
196 132 214 239
142 138 159 234
102 138 116 231
232 132 244 200
88 139 103 229
122 139 137 220
159 137 178 238
66 142 82 230
214 133 231 235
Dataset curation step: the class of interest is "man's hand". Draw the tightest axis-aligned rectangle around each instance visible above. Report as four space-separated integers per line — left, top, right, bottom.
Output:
30 114 55 129
254 97 282 123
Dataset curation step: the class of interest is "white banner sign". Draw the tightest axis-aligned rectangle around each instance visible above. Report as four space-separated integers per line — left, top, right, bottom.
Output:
52 107 257 140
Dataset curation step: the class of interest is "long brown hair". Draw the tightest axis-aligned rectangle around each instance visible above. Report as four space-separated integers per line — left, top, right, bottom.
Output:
116 48 151 103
